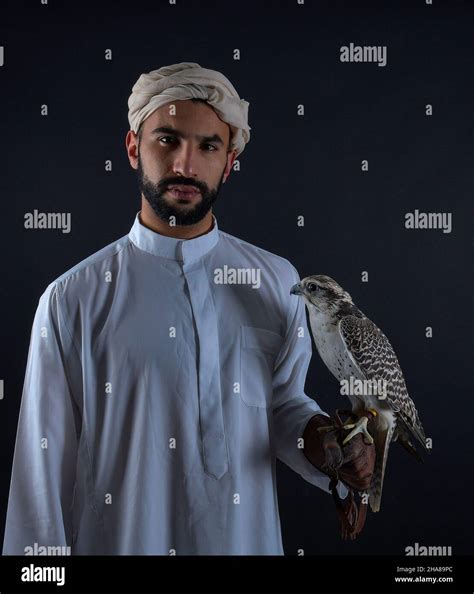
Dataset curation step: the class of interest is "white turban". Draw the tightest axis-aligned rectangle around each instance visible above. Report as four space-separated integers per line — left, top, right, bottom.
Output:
127 62 251 156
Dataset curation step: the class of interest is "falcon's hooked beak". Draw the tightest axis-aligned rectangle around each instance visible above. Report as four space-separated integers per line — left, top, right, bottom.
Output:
290 282 303 296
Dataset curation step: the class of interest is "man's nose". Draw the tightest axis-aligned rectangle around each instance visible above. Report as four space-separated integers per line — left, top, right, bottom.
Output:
172 144 199 178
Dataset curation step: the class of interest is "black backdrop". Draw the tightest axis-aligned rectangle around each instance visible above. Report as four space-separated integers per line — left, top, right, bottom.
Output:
0 0 472 559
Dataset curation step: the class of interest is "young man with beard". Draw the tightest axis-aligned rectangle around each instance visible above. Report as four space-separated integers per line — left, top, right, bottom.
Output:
3 63 374 555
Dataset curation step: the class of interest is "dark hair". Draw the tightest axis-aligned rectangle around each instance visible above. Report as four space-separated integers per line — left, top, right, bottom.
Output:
137 98 233 152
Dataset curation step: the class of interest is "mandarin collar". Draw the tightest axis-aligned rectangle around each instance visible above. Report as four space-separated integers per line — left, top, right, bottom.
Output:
128 211 220 264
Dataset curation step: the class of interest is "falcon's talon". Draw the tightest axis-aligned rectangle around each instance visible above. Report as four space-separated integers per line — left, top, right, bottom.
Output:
342 416 374 446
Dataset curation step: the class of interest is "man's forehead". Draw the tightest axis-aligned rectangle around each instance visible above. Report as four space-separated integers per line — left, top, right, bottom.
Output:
142 103 231 140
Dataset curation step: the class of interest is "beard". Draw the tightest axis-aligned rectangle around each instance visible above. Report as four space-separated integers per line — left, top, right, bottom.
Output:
136 152 226 226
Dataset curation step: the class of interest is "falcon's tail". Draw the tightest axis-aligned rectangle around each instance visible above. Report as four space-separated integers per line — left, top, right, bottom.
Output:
368 423 395 513
397 431 423 463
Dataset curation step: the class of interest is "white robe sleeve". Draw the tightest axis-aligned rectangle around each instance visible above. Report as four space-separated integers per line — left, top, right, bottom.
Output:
3 281 82 555
271 266 348 498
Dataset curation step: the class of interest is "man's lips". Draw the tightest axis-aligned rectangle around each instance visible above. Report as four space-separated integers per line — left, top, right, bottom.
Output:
167 185 201 202
167 184 201 195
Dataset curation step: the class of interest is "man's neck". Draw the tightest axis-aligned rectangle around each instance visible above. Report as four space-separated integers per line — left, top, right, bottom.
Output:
139 200 214 239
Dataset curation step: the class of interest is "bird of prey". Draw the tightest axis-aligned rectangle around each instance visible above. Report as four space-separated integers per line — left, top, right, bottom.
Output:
290 275 429 512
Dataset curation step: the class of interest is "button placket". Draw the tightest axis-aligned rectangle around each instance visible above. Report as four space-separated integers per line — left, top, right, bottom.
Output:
182 256 228 480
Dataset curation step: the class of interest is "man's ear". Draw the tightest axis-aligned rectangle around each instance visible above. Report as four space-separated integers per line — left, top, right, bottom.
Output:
125 130 139 169
223 150 237 183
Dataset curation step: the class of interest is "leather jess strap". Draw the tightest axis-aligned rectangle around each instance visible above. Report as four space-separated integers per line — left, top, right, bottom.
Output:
329 409 369 540
330 477 367 540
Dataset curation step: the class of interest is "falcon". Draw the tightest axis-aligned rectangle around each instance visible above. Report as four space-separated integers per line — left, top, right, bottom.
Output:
290 275 429 512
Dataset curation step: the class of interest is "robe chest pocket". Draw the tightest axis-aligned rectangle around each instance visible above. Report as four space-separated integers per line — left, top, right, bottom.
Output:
239 326 283 408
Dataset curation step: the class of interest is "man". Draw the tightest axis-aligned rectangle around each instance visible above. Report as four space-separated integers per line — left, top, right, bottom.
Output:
3 62 374 555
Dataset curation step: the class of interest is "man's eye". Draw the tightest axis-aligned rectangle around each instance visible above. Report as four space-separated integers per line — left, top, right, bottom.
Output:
158 137 216 152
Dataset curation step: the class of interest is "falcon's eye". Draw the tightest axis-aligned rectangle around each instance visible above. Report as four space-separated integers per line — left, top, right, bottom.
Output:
307 282 319 292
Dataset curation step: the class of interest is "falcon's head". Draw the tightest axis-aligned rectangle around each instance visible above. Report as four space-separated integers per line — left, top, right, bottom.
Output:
290 275 353 314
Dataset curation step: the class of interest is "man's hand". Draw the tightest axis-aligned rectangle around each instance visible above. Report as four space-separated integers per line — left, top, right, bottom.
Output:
338 432 375 491
303 414 376 491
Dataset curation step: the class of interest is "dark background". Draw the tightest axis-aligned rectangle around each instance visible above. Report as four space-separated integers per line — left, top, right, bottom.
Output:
0 0 472 557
